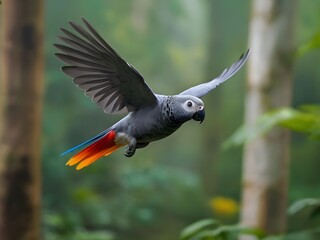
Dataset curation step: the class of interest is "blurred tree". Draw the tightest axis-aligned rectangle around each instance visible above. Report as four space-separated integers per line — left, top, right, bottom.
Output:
240 0 298 239
0 0 43 239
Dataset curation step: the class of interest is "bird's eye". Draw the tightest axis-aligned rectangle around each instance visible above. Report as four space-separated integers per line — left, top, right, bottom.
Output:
187 101 193 107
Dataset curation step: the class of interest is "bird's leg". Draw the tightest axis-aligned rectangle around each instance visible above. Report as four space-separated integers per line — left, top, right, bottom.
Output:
125 137 137 157
114 132 137 157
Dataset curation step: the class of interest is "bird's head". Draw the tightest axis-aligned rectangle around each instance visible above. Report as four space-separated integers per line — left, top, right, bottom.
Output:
170 95 205 124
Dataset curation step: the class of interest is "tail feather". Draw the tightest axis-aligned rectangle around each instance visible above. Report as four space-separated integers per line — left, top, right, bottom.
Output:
75 145 120 170
61 128 110 156
66 135 109 166
65 130 123 170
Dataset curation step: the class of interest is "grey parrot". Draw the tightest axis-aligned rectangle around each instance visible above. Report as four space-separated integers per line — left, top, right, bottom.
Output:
55 18 249 170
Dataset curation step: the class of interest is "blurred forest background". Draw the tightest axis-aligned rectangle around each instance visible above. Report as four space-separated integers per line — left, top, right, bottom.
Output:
0 0 320 240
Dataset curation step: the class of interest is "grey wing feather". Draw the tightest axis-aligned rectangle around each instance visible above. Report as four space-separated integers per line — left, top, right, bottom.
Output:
179 49 250 98
55 18 157 114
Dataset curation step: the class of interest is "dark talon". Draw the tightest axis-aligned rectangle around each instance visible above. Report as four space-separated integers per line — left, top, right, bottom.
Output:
125 147 136 157
124 138 137 157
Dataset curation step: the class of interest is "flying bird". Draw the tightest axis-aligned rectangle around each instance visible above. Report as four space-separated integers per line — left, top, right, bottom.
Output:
55 18 249 170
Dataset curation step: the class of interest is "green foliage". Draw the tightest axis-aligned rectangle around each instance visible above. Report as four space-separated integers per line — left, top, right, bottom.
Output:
224 105 320 149
296 31 320 58
288 198 320 234
180 198 320 240
180 220 265 240
180 219 219 240
289 198 320 218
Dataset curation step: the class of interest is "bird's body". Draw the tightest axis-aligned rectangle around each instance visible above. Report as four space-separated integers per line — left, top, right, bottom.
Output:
112 94 202 143
55 18 249 170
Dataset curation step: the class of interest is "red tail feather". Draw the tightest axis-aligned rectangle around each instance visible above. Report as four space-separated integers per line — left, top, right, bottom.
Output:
66 130 122 170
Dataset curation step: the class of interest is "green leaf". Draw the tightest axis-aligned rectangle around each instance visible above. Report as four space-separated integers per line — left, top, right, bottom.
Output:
180 219 219 240
288 198 320 218
223 108 297 149
279 111 318 133
196 224 265 239
265 228 320 240
300 105 320 116
296 32 320 58
223 105 320 149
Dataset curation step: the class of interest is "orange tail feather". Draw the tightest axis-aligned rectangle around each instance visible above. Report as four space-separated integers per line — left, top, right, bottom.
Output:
66 130 122 170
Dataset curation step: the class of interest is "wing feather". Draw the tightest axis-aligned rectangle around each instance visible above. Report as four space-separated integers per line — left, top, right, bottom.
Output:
54 44 101 62
55 18 157 114
179 49 250 98
55 53 107 69
68 21 108 53
73 76 109 85
81 17 120 58
62 66 108 78
59 29 101 55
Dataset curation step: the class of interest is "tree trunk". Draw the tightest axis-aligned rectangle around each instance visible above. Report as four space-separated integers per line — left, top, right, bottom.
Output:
240 0 297 238
0 0 43 239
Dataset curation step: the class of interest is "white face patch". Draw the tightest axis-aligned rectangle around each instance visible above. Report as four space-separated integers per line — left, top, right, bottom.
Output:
181 99 204 113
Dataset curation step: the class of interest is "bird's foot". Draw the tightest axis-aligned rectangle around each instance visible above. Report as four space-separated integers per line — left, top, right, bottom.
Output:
125 147 136 157
124 138 137 157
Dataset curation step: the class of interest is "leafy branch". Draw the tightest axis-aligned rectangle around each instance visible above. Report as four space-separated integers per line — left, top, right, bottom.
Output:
224 105 320 149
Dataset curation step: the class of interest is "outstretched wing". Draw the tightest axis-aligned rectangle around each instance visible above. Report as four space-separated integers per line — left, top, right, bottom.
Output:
179 49 250 98
55 18 157 114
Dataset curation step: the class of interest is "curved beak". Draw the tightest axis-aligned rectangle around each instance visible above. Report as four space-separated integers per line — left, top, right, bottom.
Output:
192 108 205 124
